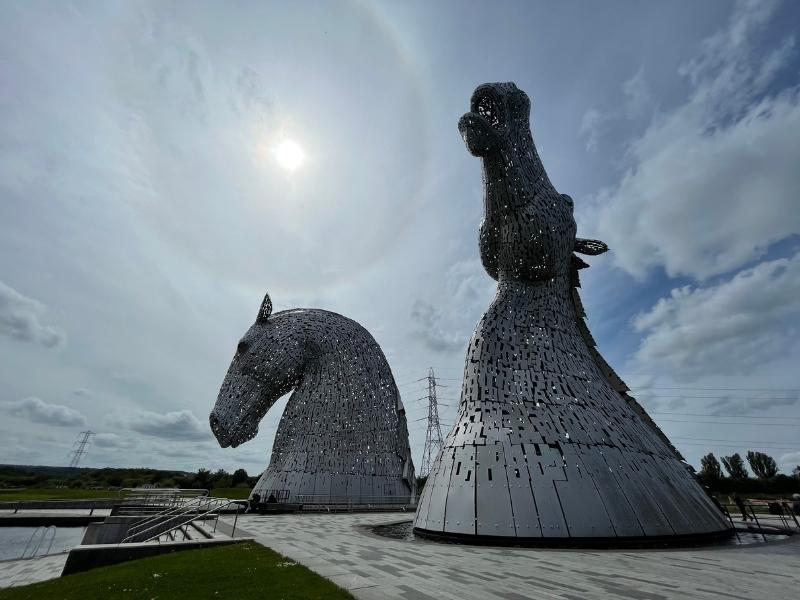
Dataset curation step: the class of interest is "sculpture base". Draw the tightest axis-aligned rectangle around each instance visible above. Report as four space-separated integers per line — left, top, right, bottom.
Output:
412 526 735 549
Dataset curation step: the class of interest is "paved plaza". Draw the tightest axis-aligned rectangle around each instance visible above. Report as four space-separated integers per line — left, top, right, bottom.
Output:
0 553 69 589
0 511 797 598
241 512 798 600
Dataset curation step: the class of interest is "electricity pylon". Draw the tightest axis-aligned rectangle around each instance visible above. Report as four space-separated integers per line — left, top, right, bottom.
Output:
420 368 444 478
68 430 95 468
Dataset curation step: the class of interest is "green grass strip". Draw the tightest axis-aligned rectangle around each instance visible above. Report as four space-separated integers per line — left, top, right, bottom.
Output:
0 489 118 502
0 542 353 600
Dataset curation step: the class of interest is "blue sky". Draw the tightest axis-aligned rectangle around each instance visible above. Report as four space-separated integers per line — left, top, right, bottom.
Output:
1 0 799 476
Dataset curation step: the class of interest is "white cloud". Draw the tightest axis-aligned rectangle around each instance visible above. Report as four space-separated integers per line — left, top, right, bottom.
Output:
409 259 495 354
0 280 64 348
579 68 654 153
579 108 604 152
3 396 87 427
633 252 800 378
585 0 800 280
778 452 800 473
622 68 653 119
112 409 210 441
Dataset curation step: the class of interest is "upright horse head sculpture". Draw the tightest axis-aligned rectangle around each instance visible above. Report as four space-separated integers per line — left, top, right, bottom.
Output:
458 81 605 282
413 83 731 544
211 294 415 502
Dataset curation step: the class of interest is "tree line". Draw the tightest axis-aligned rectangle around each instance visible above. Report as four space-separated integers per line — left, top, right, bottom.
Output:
696 451 800 494
0 464 259 490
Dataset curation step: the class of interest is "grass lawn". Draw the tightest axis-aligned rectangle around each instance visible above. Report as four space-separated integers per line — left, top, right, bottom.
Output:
0 488 251 502
0 541 353 600
210 487 251 499
0 488 118 502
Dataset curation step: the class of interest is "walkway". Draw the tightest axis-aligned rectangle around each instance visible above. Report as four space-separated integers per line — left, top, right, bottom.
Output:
0 553 69 589
238 512 799 600
0 512 796 598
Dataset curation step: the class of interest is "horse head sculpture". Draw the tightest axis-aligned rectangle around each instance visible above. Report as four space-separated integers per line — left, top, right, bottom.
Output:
210 293 303 448
211 293 416 501
413 82 731 543
458 82 606 281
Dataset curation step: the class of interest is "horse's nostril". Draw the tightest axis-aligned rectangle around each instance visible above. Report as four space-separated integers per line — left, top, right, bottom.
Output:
209 412 220 431
237 341 249 354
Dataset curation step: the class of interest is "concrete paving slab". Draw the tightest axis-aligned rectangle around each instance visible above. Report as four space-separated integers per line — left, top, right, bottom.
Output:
0 553 69 589
234 512 799 600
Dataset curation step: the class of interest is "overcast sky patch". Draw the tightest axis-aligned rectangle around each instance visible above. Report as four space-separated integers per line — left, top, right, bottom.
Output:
3 396 87 427
0 280 65 348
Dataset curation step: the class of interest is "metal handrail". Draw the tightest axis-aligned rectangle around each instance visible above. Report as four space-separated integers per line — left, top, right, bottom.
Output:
292 494 416 505
20 525 57 559
125 495 214 537
117 488 208 504
122 496 226 542
746 503 768 542
121 499 245 544
718 504 741 543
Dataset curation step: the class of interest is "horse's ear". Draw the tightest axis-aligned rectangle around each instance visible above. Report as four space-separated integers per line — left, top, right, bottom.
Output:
256 293 272 323
575 238 608 256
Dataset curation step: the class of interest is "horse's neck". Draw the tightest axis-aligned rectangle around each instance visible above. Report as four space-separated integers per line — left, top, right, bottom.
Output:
295 346 394 405
481 146 557 216
488 275 576 331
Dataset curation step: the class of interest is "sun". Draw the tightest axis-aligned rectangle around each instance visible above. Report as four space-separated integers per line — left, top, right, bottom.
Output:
273 139 305 171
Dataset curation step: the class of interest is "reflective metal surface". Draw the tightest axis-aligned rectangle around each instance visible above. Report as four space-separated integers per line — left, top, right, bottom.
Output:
414 82 731 541
211 295 416 502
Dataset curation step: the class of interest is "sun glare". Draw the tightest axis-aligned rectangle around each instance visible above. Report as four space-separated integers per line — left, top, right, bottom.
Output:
274 139 305 171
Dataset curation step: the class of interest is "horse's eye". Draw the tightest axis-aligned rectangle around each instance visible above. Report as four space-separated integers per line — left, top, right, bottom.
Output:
237 341 249 354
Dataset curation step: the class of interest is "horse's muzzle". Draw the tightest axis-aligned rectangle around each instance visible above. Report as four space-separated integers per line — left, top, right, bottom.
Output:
209 411 230 447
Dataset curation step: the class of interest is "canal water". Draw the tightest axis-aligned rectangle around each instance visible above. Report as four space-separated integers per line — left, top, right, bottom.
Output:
0 527 86 561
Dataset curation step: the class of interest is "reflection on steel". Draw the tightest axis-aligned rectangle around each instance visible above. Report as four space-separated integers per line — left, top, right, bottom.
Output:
413 82 731 542
210 295 416 502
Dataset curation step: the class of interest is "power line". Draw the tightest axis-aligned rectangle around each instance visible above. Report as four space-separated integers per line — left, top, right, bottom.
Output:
674 442 799 451
651 412 800 420
657 419 799 427
635 395 797 400
673 436 799 445
630 386 800 392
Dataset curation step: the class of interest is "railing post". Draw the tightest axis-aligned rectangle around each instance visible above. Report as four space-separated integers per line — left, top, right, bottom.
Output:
748 503 767 542
722 505 740 543
232 505 240 538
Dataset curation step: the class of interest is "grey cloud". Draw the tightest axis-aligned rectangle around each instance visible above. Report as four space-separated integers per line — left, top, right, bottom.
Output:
586 1 800 280
410 300 464 353
0 280 65 348
705 394 798 416
410 259 495 354
112 409 211 441
579 108 605 152
93 432 136 449
3 397 87 427
633 251 800 378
